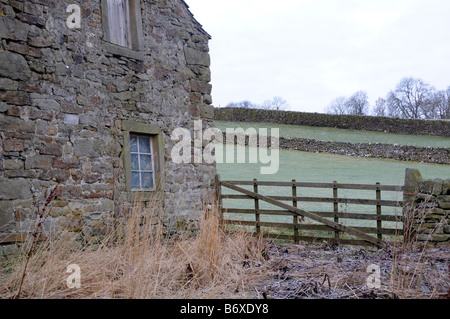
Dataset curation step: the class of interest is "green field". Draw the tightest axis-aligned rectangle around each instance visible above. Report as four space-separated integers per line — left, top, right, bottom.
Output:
217 145 450 235
214 120 449 241
215 120 450 148
217 145 449 185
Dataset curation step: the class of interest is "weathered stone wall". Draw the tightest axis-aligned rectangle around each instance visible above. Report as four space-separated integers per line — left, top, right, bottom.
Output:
221 133 449 165
403 169 450 247
0 0 217 254
215 107 450 137
277 137 449 165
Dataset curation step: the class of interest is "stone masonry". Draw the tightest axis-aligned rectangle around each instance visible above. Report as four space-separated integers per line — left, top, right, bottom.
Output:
0 0 217 255
403 169 450 247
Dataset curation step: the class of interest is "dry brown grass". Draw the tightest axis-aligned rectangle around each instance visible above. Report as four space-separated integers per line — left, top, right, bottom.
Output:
388 202 450 299
1 197 448 299
0 202 270 299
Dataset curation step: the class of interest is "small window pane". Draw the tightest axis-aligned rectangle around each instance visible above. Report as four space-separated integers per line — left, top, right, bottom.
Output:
131 172 140 189
128 132 156 191
130 135 138 153
131 154 139 170
140 155 153 171
142 172 154 189
139 137 151 154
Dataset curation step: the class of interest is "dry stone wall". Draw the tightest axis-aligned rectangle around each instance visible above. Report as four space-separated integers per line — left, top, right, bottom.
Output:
403 169 450 247
215 107 450 137
221 133 450 165
0 0 216 255
216 108 450 164
277 137 449 165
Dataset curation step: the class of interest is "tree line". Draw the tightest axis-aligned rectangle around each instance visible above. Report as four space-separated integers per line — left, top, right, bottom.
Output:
326 77 450 120
226 96 290 111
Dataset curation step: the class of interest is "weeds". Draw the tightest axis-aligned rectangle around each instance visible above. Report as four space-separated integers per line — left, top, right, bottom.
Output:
15 185 60 299
0 199 269 299
1 193 447 299
389 200 449 299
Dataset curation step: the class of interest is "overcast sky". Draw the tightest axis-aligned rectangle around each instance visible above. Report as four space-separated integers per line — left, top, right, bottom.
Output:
186 0 450 113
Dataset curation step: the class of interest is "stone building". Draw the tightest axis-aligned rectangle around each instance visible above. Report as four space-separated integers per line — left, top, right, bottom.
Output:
0 0 216 253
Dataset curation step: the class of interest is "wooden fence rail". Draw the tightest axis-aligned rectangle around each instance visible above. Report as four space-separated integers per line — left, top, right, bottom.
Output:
217 175 404 247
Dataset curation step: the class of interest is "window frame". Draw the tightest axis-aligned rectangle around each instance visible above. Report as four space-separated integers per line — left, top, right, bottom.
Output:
106 0 132 49
101 0 145 60
130 134 156 191
122 120 165 201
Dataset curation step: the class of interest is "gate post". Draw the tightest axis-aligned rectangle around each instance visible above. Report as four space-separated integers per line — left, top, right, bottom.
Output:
292 180 299 244
333 181 339 240
376 182 382 241
215 174 223 224
254 179 261 235
403 169 422 243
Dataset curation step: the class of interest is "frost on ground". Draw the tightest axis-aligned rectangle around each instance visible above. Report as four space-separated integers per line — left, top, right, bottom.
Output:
252 241 449 299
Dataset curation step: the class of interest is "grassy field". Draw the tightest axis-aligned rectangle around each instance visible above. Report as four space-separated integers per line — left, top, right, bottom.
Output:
215 120 450 148
217 145 449 185
217 145 450 236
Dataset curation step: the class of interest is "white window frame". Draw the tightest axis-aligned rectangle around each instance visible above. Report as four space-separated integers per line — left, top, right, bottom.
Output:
121 120 165 201
130 134 156 191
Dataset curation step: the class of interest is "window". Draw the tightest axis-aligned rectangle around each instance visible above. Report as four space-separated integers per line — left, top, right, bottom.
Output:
130 134 155 190
121 120 165 200
101 0 144 59
107 0 132 48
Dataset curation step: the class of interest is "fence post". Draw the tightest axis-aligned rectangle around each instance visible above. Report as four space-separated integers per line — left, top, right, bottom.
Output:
292 180 299 244
333 181 339 240
376 182 382 241
215 174 223 224
253 179 260 235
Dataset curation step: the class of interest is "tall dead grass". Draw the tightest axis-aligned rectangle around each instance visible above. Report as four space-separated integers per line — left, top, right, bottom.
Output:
0 201 269 299
388 201 449 299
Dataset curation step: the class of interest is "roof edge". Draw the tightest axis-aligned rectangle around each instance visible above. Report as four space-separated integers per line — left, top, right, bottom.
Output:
181 0 212 40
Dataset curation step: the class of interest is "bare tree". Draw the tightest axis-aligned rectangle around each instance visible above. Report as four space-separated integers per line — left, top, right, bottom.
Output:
261 96 290 111
226 100 255 108
227 97 290 110
372 97 387 117
386 77 434 119
326 92 369 116
442 87 450 119
326 96 348 115
345 91 369 116
324 77 449 119
386 92 402 118
427 88 450 119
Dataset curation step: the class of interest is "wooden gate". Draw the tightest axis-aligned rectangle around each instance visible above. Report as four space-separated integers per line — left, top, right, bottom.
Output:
216 175 404 247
